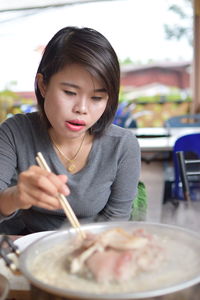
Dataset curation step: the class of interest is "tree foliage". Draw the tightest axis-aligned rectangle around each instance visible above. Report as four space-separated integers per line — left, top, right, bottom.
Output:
164 0 193 46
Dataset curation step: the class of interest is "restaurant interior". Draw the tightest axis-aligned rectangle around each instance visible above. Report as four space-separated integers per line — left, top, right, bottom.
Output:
1 0 200 299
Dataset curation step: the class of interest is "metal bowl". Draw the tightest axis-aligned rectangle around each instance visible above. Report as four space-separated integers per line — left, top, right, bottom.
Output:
17 221 200 300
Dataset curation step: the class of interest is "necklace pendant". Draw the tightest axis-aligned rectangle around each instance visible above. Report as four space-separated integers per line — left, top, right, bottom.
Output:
68 163 76 173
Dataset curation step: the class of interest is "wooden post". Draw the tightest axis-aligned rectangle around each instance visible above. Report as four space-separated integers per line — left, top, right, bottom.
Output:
191 0 200 113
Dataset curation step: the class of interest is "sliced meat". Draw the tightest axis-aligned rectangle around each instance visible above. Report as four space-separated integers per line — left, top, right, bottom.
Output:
67 227 165 283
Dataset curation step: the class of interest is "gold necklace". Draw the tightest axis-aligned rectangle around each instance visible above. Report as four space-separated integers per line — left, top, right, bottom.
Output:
51 134 86 173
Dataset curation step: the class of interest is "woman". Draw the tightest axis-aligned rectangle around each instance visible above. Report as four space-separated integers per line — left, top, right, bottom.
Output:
0 26 141 234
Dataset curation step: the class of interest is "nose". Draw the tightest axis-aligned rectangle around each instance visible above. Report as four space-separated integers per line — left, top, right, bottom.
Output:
73 96 88 114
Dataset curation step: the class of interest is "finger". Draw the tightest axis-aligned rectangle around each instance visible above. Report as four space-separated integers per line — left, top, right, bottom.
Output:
15 185 62 210
29 165 50 175
46 173 70 195
26 166 69 194
58 174 68 183
30 172 66 196
25 188 62 210
19 167 69 202
33 197 62 210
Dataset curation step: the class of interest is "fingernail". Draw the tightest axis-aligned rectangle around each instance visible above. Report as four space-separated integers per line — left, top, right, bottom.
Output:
62 185 68 195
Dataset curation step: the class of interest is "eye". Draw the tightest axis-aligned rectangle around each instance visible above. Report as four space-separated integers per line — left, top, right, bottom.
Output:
92 96 102 101
64 90 76 96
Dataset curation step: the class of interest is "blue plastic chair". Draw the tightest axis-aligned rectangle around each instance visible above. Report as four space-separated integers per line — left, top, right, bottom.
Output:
172 133 200 200
165 114 200 128
113 102 137 128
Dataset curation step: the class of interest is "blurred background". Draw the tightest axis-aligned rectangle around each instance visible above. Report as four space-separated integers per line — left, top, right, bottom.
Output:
0 0 194 127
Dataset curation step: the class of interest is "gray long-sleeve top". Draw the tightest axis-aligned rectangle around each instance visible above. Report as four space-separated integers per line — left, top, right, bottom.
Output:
0 112 141 233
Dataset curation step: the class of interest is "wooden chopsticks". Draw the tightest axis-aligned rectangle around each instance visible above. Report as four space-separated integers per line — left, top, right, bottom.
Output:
35 152 85 239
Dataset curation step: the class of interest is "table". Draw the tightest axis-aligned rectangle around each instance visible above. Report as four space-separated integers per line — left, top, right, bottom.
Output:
130 127 200 152
130 127 200 202
130 127 200 163
0 235 30 300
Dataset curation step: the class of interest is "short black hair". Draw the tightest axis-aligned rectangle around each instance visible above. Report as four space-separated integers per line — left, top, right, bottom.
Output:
35 26 120 137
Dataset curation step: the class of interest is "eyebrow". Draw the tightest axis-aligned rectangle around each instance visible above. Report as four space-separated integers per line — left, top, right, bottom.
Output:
60 82 80 89
60 82 107 93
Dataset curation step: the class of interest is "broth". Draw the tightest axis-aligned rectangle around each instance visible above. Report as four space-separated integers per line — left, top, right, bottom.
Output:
29 229 200 294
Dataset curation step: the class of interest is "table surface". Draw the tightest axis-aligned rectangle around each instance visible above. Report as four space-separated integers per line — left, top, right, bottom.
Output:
0 235 30 300
130 127 200 152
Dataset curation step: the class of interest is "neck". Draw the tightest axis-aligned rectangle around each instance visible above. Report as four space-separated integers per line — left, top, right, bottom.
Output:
49 129 86 146
49 130 87 173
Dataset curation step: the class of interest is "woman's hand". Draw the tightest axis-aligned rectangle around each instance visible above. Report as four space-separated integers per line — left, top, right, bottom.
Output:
13 165 70 211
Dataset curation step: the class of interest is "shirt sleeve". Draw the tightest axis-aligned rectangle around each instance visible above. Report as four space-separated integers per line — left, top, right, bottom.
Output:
0 119 18 190
0 119 19 223
95 131 141 221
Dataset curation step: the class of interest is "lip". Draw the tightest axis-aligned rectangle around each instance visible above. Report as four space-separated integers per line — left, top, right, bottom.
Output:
65 120 86 132
68 119 86 126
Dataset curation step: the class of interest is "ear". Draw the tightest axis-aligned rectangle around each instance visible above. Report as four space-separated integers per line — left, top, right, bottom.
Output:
36 73 46 98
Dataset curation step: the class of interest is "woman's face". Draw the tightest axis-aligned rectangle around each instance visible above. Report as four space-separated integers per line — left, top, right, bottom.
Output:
38 64 109 139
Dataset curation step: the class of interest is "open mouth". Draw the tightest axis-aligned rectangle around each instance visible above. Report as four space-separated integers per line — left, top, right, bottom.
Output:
65 120 85 131
68 121 83 126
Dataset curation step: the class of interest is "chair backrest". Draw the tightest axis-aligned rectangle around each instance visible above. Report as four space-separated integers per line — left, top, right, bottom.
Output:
113 104 137 128
176 151 200 201
165 114 200 128
173 133 200 199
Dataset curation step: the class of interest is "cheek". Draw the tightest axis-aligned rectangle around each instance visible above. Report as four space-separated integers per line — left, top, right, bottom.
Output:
43 99 53 123
44 91 64 112
44 97 52 114
101 100 109 115
94 102 107 118
43 94 59 121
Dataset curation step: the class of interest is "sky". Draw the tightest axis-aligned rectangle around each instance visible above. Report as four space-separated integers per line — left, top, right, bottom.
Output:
0 0 193 91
